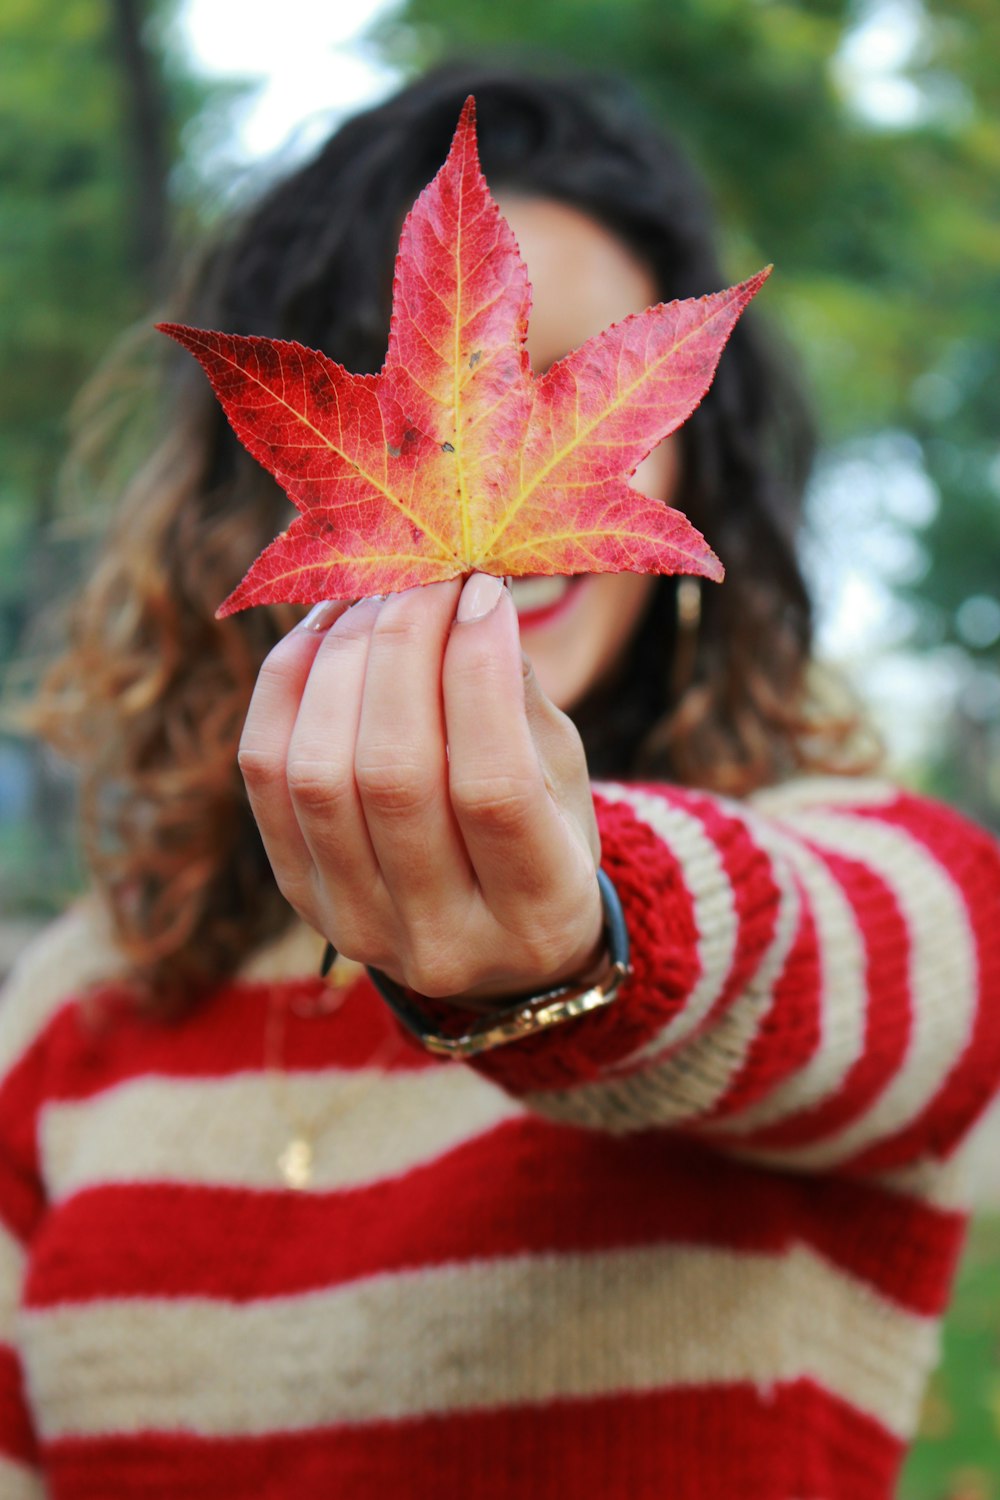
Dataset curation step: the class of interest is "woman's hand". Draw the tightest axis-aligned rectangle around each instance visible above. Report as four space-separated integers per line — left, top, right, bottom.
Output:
238 574 604 1005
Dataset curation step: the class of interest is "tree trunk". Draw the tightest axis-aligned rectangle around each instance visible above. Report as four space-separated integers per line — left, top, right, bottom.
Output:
109 0 170 290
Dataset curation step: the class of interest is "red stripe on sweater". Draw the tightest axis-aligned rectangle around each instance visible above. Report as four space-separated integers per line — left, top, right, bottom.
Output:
22 1125 962 1316
0 1044 46 1243
649 785 780 1041
40 1382 904 1500
841 795 1000 1173
722 848 911 1150
0 1345 40 1468
592 787 783 1089
27 978 438 1107
698 872 822 1118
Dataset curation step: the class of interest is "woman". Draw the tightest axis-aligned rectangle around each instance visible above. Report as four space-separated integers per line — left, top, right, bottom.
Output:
2 63 998 1500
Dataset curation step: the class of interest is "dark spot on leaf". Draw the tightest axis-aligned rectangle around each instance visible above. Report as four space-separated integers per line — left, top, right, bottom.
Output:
469 350 482 368
386 443 401 458
441 441 455 453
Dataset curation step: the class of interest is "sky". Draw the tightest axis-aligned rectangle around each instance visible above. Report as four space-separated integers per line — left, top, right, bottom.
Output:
178 0 399 166
178 0 932 164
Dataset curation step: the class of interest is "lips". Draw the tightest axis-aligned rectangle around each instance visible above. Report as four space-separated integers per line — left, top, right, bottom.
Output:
508 574 581 627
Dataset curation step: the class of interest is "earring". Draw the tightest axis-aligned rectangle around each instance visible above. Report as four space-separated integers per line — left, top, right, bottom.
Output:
671 577 702 699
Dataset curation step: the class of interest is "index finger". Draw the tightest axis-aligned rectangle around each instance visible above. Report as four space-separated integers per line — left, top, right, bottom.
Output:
238 603 350 891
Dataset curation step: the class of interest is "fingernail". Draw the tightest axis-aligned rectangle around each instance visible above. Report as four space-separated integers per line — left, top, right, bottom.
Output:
298 599 343 632
348 594 385 612
457 572 504 622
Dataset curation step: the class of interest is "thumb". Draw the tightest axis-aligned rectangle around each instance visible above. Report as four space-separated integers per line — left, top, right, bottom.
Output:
520 650 601 862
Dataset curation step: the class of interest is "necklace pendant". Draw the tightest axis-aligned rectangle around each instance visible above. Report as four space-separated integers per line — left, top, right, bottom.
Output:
279 1135 313 1190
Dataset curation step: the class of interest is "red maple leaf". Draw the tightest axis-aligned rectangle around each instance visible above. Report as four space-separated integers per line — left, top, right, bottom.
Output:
158 99 770 618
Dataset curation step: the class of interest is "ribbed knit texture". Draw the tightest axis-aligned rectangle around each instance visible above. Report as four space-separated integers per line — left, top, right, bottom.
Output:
2 777 999 1499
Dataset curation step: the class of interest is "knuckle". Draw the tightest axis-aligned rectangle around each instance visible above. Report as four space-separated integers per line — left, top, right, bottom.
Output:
319 898 391 970
449 770 537 833
371 607 425 649
323 603 380 648
404 949 470 999
332 927 387 970
286 756 352 815
255 641 297 686
355 753 434 816
237 742 284 791
334 936 385 974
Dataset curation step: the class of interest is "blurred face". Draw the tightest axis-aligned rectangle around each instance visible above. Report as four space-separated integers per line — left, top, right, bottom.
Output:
495 195 679 711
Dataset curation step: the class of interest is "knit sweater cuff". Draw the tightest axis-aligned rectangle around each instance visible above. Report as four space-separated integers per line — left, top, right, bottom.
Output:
429 783 781 1096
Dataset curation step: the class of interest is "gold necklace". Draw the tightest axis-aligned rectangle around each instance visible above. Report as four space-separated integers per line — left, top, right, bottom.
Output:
264 955 402 1190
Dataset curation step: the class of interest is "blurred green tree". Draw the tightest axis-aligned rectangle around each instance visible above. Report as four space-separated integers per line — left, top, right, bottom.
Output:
0 0 227 653
0 0 239 910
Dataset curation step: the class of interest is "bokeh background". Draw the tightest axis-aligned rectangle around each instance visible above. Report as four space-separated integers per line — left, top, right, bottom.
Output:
1 2 998 1493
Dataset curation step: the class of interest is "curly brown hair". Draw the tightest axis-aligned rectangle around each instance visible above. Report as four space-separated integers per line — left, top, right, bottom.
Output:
30 63 873 1014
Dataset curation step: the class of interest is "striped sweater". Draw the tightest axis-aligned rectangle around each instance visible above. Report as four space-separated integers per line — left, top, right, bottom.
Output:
2 776 999 1499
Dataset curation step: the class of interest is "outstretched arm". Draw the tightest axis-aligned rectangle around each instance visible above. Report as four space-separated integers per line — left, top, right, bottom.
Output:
466 777 1000 1179
241 576 1000 1180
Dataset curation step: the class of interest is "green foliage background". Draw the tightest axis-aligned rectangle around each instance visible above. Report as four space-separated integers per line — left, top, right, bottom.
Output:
0 0 236 639
0 0 240 909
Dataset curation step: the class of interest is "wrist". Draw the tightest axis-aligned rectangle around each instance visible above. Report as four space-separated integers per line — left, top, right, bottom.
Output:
452 899 606 1015
359 868 630 1058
